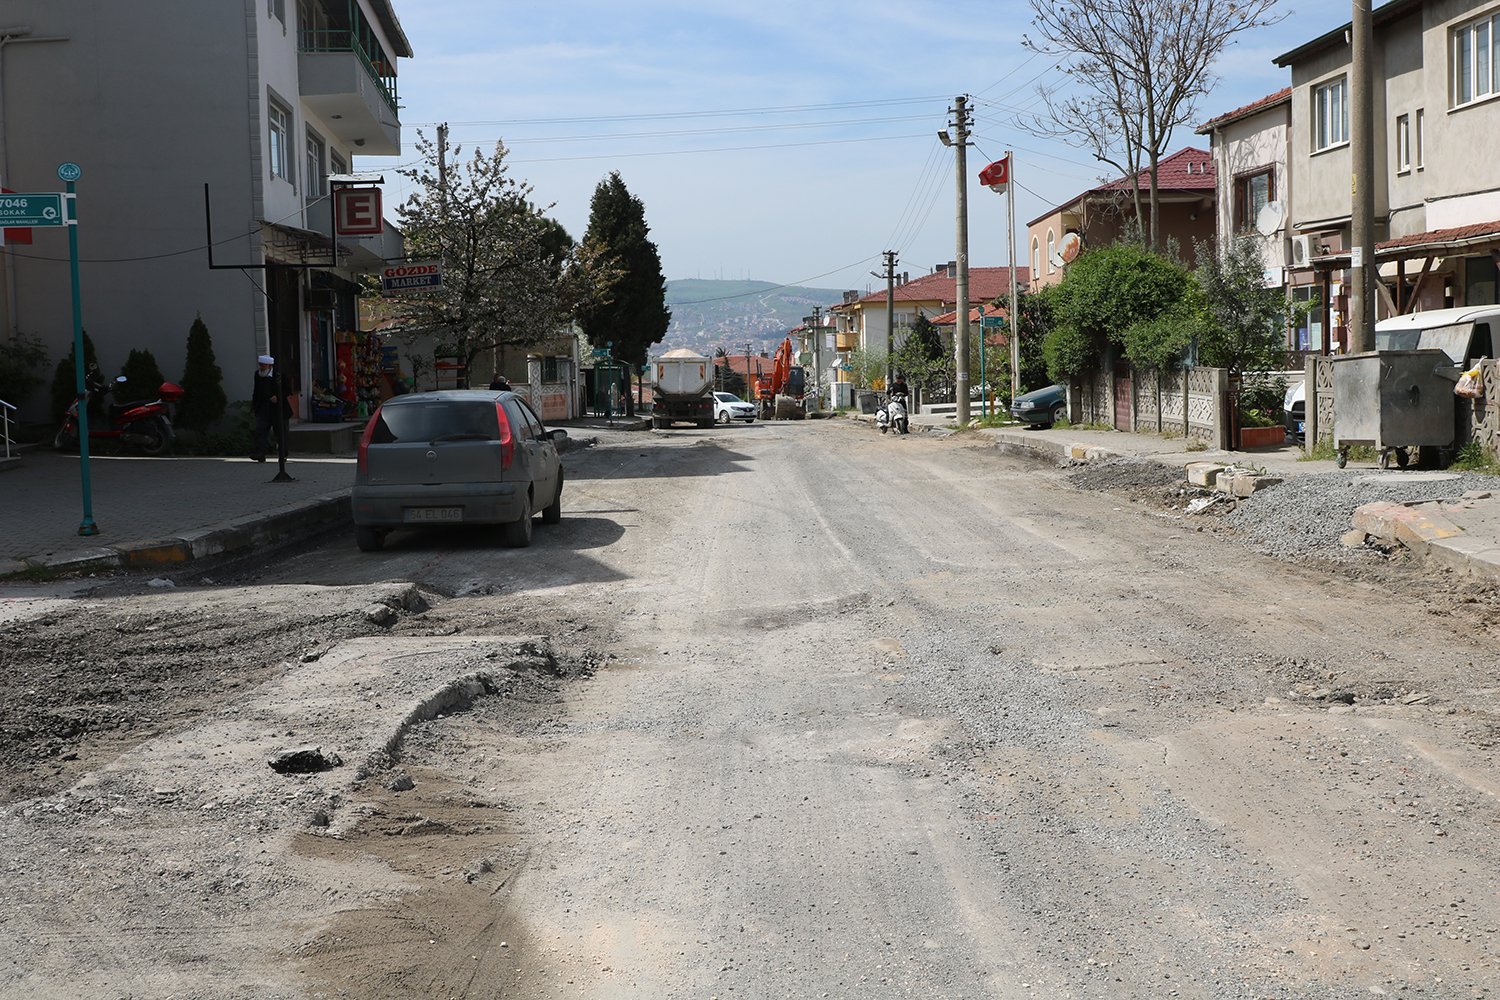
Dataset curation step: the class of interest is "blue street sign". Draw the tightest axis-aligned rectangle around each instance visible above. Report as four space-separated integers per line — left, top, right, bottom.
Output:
0 193 64 227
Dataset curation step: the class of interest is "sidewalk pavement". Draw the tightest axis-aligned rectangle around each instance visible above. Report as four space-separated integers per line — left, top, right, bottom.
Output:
0 415 648 578
878 407 1500 584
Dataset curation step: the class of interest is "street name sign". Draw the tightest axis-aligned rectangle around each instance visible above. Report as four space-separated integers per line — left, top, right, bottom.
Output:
0 193 64 227
980 316 1005 328
380 261 442 292
592 348 612 358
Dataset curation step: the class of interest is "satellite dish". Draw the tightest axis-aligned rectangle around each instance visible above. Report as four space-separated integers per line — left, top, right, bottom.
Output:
1049 250 1066 269
1256 201 1285 236
1058 232 1082 263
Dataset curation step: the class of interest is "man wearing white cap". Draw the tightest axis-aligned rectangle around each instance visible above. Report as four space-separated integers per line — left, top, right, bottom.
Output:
250 354 281 462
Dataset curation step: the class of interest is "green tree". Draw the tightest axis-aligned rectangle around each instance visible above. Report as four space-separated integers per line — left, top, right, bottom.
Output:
118 348 165 404
0 332 48 408
1193 232 1288 377
577 172 671 416
713 348 747 398
1042 243 1190 383
50 330 100 421
177 315 228 433
894 314 951 398
392 134 617 386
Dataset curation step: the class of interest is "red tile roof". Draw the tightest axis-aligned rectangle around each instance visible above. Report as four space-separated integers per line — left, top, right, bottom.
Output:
843 266 1030 308
1378 219 1500 253
1196 88 1292 134
1027 147 1215 226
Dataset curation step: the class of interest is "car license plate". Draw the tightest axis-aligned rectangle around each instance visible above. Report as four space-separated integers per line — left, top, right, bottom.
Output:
404 507 462 523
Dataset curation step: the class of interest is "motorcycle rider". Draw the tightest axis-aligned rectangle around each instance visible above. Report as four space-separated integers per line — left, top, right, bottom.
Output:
889 373 910 402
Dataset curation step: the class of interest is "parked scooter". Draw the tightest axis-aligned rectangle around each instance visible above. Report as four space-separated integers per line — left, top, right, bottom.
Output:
875 391 909 435
55 367 182 456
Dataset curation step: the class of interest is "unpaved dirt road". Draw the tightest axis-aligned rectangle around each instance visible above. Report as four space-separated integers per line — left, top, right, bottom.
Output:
3 418 1500 999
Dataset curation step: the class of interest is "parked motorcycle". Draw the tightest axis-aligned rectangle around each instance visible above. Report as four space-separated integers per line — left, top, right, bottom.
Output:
55 367 182 456
875 392 909 435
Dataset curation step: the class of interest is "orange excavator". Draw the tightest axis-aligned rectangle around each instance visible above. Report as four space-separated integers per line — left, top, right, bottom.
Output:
753 337 806 419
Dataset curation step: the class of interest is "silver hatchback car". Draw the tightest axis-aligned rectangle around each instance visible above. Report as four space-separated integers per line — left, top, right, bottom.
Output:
351 390 566 551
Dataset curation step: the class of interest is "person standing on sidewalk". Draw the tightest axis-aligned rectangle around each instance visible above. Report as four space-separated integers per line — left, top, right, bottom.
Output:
250 355 283 462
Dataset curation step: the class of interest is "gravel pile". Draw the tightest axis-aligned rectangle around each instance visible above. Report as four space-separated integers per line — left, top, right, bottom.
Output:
1225 469 1500 560
1064 456 1184 491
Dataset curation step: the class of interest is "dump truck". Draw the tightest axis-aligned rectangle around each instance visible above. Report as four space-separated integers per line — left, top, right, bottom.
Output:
651 349 715 428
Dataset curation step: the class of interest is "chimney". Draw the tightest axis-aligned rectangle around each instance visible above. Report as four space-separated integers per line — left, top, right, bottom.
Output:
946 261 957 278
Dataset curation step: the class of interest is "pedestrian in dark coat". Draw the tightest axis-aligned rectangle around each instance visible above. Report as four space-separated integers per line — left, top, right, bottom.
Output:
250 355 282 462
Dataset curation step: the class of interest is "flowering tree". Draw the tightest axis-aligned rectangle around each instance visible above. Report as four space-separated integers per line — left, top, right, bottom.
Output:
391 134 619 386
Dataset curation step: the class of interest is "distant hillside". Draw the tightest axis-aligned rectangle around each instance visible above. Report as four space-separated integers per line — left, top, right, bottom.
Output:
659 279 849 357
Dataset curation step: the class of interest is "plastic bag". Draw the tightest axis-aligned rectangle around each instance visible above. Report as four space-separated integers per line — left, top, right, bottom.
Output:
1456 365 1484 399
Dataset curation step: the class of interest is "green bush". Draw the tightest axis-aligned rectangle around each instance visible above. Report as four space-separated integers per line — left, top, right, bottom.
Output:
0 332 48 407
1043 243 1191 383
118 348 165 404
177 316 228 432
50 330 100 421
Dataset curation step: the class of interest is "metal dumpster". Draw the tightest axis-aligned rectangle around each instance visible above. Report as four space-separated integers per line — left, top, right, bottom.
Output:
1331 349 1456 469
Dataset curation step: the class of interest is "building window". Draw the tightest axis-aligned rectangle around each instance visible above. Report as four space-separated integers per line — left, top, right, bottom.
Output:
543 357 561 383
1234 169 1274 231
306 131 326 199
269 0 285 25
330 151 348 177
1314 77 1348 150
1454 13 1498 106
1415 109 1425 168
1047 230 1056 274
1292 286 1322 352
268 98 292 185
1032 238 1040 279
1395 114 1411 173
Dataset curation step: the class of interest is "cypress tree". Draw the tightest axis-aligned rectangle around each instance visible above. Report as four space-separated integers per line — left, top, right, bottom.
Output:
577 172 670 414
118 348 165 404
50 330 100 420
177 315 227 432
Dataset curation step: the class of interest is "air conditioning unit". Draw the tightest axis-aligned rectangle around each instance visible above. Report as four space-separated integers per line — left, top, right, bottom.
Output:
1289 235 1314 267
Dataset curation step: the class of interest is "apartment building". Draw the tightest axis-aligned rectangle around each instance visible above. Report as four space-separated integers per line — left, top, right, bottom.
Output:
1275 0 1500 344
0 0 410 419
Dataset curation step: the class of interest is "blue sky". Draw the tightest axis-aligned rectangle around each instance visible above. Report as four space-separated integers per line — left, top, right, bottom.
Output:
369 0 1350 293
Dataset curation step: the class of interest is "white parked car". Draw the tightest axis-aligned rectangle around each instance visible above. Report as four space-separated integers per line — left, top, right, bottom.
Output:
713 391 756 424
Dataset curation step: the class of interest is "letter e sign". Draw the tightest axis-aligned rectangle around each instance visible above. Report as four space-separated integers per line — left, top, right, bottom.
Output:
334 187 383 235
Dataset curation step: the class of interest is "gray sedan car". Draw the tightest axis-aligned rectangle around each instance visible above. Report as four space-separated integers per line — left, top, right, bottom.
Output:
352 390 566 551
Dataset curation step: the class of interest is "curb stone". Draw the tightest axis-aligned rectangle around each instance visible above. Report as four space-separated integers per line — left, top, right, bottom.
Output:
6 490 352 577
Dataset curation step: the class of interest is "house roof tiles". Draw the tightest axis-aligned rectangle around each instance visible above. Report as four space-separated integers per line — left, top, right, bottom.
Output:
1196 88 1292 133
1026 147 1215 227
840 266 1029 308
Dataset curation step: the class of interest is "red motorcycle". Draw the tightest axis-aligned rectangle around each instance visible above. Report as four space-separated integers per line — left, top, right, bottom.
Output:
55 367 183 456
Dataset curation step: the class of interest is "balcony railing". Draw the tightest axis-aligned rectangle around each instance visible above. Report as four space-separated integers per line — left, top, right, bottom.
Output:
299 29 398 114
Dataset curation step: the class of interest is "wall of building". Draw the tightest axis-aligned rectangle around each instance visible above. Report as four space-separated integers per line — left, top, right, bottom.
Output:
1211 103 1292 280
2 0 264 418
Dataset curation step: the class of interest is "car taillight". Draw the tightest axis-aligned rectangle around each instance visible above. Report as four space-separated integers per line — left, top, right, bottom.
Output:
357 408 381 474
495 401 513 470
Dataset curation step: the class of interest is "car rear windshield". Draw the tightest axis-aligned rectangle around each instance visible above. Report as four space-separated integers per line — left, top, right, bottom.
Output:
370 400 500 444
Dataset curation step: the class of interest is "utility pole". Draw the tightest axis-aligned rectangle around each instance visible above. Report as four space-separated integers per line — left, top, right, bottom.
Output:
941 96 973 423
1349 0 1374 353
1007 151 1020 406
879 250 898 390
436 122 449 215
811 305 822 410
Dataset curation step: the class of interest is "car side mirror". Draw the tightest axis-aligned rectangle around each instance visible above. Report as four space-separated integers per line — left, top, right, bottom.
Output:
548 428 568 441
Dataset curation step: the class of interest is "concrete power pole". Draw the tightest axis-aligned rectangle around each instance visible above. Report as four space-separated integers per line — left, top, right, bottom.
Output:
437 122 449 214
1349 0 1375 353
882 250 898 390
952 96 972 424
